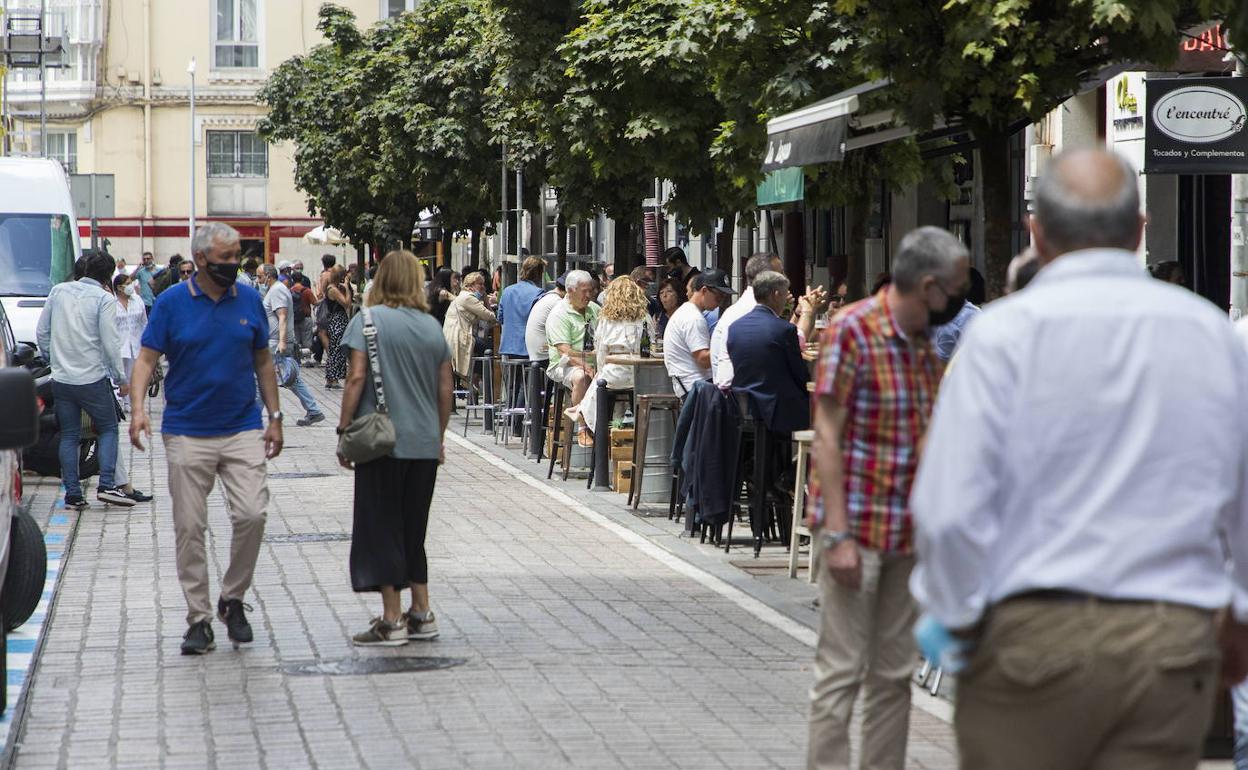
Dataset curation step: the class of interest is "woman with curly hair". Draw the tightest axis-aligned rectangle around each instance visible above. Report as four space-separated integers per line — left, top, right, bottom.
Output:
570 276 648 444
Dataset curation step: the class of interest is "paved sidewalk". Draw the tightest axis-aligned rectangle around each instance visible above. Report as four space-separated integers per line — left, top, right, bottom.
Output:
9 375 961 769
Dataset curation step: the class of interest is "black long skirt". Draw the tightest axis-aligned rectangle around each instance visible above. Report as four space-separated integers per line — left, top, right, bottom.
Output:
350 456 438 592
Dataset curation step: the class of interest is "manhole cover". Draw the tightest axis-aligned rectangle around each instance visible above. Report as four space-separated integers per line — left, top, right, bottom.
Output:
269 472 332 479
280 657 467 676
263 532 351 544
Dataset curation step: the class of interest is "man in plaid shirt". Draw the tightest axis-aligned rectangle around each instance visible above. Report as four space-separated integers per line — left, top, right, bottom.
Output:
806 227 969 770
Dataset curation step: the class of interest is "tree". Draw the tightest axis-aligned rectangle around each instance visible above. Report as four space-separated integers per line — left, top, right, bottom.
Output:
834 0 1248 296
260 3 498 253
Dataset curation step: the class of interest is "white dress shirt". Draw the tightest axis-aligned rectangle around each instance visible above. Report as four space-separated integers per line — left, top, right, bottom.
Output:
114 294 148 360
35 277 124 386
911 249 1248 628
710 286 756 387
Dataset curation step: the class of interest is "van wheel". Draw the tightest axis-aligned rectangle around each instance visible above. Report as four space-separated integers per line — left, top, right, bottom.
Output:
3 511 46 633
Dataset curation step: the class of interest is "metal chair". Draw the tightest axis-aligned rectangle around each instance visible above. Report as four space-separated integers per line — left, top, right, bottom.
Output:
495 358 531 449
788 430 816 581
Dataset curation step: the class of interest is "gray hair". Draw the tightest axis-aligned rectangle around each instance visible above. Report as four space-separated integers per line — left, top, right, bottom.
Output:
892 227 969 292
565 269 593 291
260 263 279 280
752 271 790 305
1034 149 1140 254
191 222 240 257
745 253 779 285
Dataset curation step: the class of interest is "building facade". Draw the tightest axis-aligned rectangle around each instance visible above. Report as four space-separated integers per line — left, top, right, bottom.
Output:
2 0 408 263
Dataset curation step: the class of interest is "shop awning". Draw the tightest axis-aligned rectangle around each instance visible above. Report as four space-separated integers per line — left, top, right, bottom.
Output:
763 79 890 172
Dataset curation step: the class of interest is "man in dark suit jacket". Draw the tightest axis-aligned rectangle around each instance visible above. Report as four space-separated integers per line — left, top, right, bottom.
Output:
727 271 811 434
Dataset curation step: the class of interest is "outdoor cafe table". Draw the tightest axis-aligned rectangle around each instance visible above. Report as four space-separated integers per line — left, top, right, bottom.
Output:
593 355 673 497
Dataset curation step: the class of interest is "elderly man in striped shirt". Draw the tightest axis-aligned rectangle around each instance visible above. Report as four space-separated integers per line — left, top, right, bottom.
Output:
806 226 969 770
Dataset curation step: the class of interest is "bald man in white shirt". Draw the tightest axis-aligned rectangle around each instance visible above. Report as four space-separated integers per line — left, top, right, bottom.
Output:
911 148 1248 770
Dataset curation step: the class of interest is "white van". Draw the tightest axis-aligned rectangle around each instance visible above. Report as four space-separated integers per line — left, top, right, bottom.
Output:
0 158 82 345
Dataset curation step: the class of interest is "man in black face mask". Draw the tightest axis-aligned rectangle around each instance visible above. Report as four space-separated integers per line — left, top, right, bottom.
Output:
806 225 968 770
126 221 284 656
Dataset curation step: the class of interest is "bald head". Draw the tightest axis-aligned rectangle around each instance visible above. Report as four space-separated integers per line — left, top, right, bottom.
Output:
1032 148 1142 261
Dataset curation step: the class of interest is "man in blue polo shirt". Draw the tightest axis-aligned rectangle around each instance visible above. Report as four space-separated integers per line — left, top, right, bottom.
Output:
128 222 284 656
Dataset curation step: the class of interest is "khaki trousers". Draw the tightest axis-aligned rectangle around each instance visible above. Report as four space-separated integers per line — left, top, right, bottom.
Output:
165 431 269 626
807 549 917 770
957 598 1219 770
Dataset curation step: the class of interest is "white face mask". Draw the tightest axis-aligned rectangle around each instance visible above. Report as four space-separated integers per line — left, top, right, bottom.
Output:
124 284 136 297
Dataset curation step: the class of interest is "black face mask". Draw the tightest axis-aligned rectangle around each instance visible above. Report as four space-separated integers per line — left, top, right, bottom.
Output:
202 260 239 288
928 286 967 328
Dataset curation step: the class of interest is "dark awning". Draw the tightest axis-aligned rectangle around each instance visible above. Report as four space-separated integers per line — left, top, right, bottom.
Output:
762 79 889 172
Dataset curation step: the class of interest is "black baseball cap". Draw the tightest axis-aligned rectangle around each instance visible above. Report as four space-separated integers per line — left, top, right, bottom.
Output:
556 271 569 289
694 269 736 296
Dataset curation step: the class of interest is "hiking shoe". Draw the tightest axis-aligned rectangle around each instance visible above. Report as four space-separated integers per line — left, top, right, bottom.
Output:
96 487 137 507
64 494 88 510
352 617 408 647
296 413 326 427
405 610 439 641
125 488 153 503
181 620 216 655
217 598 254 644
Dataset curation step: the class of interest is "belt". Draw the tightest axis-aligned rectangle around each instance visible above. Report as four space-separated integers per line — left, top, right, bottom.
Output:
1005 589 1204 611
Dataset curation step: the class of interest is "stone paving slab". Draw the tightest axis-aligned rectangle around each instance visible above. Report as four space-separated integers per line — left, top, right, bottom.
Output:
9 373 963 769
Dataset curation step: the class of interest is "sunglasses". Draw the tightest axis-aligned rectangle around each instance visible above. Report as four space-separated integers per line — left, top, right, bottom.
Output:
180 268 194 275
830 294 845 303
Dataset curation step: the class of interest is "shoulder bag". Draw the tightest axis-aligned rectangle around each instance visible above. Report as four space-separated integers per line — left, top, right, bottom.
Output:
336 306 397 464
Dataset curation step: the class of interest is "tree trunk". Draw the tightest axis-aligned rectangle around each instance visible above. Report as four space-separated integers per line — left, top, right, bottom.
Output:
613 218 634 277
846 201 869 301
441 229 453 269
975 123 1014 301
555 212 568 276
470 229 482 270
782 210 807 298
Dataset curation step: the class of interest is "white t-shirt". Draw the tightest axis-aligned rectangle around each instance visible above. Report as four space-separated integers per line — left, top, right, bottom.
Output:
524 291 563 360
710 286 757 387
663 301 711 394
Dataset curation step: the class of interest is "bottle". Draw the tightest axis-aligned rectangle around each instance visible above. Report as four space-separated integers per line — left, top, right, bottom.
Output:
640 322 651 358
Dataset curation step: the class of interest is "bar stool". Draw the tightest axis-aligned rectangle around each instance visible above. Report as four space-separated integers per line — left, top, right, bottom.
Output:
629 393 682 510
545 382 571 480
495 358 531 449
528 360 550 460
462 354 498 437
788 430 816 581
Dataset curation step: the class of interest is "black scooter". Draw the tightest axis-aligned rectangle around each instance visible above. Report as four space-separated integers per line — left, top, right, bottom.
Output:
13 346 103 480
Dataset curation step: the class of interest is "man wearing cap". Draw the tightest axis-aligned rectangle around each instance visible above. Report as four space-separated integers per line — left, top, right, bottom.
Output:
664 269 734 396
277 261 293 286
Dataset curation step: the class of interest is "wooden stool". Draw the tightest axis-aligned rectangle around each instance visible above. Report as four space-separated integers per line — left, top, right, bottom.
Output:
629 394 682 510
546 383 572 481
788 430 816 581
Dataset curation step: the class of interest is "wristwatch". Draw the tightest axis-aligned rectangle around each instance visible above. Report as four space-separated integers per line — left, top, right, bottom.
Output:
268 411 284 423
820 530 853 550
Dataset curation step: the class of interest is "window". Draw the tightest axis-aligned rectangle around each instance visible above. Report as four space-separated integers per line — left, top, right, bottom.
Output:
214 0 259 69
207 131 267 178
45 131 77 174
383 0 417 18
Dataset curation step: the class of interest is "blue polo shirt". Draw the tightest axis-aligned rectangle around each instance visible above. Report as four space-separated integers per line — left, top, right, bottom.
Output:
142 276 269 437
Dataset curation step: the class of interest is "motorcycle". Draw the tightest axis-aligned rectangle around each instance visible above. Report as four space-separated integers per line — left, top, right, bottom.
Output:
15 346 104 481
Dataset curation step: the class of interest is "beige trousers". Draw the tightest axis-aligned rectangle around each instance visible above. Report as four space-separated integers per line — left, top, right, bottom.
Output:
957 598 1219 770
164 430 269 625
807 549 917 770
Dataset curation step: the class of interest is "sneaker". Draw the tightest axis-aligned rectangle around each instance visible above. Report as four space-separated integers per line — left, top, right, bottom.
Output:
181 620 216 655
352 617 408 647
296 413 326 427
64 494 88 510
96 487 137 507
125 488 153 503
217 598 254 644
405 610 439 641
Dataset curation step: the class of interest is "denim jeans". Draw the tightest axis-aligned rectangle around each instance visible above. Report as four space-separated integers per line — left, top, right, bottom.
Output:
53 378 118 497
260 356 323 419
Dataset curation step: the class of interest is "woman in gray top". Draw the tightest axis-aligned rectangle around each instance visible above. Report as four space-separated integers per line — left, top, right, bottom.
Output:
336 250 453 646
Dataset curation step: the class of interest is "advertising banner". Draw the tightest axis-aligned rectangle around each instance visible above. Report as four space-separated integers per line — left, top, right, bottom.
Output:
1145 77 1248 174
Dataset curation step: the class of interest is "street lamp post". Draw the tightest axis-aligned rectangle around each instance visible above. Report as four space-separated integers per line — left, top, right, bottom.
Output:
187 57 196 244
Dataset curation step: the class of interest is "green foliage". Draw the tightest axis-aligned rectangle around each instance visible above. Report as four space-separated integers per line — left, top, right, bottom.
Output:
259 3 498 248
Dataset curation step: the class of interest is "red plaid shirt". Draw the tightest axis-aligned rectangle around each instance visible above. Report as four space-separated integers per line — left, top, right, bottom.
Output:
810 291 943 554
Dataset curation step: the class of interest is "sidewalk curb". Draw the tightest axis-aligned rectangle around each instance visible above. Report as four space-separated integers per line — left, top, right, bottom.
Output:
1 492 79 770
449 430 955 725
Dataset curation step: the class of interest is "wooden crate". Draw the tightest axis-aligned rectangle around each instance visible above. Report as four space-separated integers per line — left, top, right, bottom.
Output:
612 461 633 495
609 428 635 446
610 445 634 462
